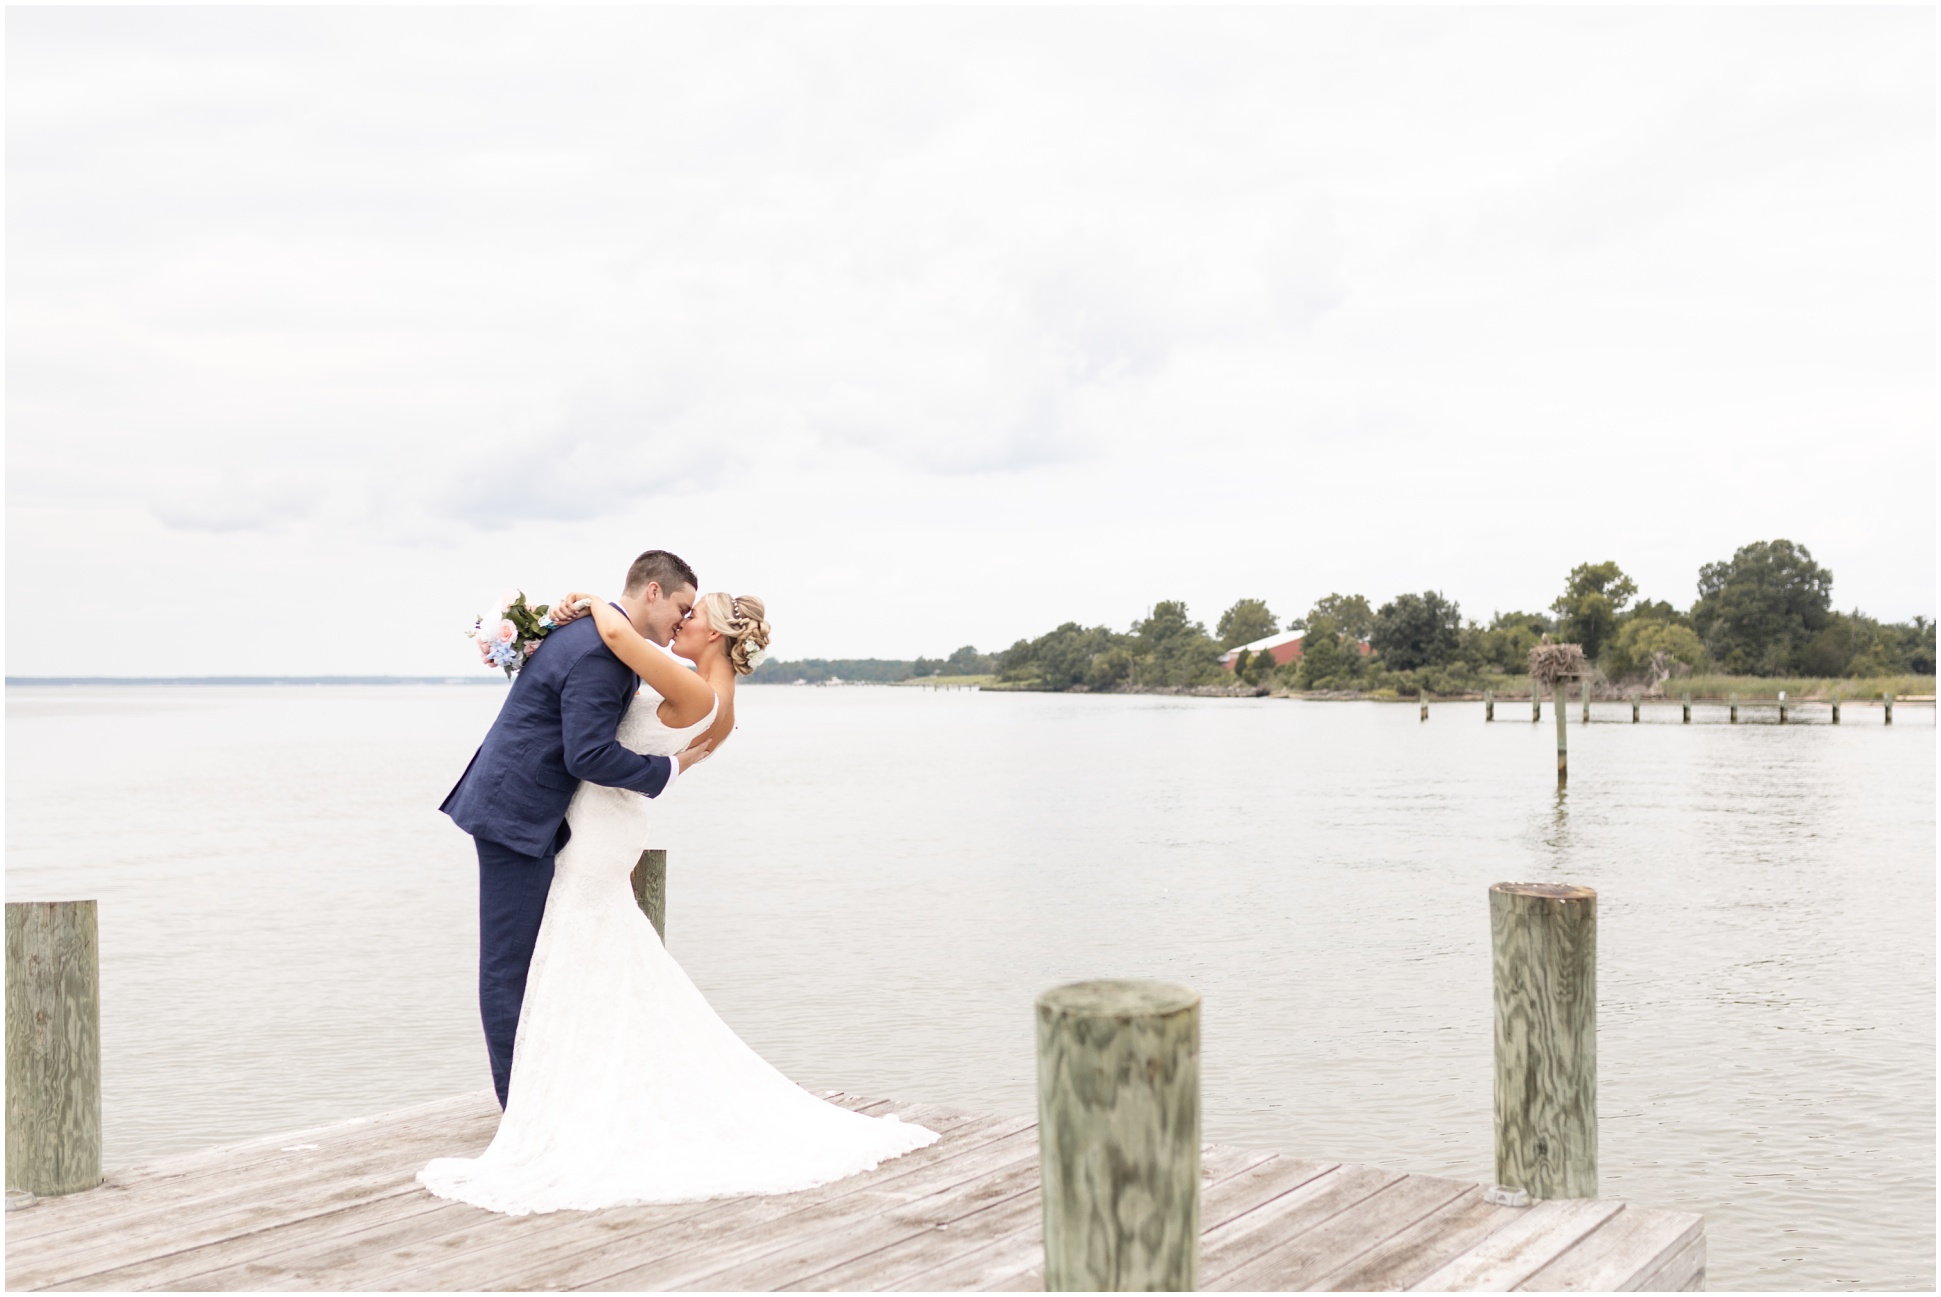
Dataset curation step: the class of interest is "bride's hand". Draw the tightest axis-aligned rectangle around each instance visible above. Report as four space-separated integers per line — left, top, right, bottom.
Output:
548 592 600 624
674 736 715 773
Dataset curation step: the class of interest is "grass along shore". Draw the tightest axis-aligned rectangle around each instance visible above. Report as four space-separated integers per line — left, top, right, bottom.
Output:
1662 674 1933 701
886 672 1935 701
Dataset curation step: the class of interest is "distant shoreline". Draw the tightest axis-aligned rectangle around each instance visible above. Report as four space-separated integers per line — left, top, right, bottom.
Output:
6 676 506 687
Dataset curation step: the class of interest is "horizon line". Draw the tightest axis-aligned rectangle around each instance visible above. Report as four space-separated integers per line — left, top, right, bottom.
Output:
6 675 510 686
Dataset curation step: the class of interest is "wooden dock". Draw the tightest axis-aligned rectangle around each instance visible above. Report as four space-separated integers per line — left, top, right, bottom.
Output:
5 1090 1703 1291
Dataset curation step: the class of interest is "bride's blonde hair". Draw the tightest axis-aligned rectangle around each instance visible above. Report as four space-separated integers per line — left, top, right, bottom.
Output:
697 593 771 676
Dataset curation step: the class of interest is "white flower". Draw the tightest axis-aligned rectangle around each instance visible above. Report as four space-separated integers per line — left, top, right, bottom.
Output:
497 590 523 614
744 645 768 670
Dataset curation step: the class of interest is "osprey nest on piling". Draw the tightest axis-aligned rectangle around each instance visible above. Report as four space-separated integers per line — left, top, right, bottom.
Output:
1529 638 1587 686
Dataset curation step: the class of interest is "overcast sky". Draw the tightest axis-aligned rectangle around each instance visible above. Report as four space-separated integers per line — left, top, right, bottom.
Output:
8 8 1933 676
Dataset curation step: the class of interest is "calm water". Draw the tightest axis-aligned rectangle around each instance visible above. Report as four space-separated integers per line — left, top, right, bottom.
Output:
6 685 1933 1289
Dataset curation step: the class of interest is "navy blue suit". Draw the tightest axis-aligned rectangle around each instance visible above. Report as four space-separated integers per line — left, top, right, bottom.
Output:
441 612 673 1107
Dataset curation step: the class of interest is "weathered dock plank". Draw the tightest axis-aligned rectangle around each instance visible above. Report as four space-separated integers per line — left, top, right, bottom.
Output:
1202 1163 1406 1281
1411 1197 1626 1290
7 1094 493 1243
80 1097 960 1293
1516 1200 1706 1292
226 1099 956 1292
1307 1185 1515 1291
5 1093 1704 1292
1212 1172 1476 1291
325 1109 1034 1292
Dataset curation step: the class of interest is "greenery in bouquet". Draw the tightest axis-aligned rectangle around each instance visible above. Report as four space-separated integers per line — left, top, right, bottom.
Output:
470 591 561 677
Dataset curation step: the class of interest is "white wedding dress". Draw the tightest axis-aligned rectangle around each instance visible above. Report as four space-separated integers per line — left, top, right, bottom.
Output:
419 686 937 1215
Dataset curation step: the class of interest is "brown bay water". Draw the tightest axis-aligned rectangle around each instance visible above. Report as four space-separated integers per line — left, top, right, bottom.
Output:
5 684 1932 1289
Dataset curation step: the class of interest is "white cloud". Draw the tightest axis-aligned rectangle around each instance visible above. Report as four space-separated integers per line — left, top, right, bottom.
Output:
6 7 1932 674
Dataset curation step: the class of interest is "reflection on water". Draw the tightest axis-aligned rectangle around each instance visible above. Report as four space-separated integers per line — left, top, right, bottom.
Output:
6 686 1933 1290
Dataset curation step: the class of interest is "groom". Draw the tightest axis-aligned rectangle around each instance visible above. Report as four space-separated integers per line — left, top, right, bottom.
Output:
442 548 710 1108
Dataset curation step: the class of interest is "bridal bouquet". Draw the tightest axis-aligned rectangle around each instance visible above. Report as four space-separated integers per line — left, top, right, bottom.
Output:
470 591 578 677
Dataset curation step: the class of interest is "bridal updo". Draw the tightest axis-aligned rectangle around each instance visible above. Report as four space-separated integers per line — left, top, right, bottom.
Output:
698 593 771 676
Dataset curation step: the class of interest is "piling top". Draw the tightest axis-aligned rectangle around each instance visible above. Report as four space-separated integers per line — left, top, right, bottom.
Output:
1490 881 1596 902
1037 979 1199 1021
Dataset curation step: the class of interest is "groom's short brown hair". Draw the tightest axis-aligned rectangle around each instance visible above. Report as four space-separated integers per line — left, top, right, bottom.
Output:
624 549 698 597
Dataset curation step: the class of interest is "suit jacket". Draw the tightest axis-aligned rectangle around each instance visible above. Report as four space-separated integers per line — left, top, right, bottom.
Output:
441 612 672 856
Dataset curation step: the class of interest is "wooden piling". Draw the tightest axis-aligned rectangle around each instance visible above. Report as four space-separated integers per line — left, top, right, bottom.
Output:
1832 698 1841 725
631 849 666 941
6 901 102 1198
1554 680 1569 785
1778 692 1788 725
1420 687 1430 722
1884 693 1893 725
1729 694 1737 724
1485 690 1494 722
1490 882 1597 1201
1580 678 1590 725
1037 980 1200 1292
1532 688 1542 723
1631 696 1639 723
1681 692 1691 724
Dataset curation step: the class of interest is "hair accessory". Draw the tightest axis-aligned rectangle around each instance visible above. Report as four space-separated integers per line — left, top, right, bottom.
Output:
730 596 743 626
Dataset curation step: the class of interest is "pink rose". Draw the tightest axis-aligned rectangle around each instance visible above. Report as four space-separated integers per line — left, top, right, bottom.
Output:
497 590 522 614
497 620 518 644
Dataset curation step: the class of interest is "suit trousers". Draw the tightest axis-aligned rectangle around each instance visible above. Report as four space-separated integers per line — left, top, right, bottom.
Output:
475 826 566 1109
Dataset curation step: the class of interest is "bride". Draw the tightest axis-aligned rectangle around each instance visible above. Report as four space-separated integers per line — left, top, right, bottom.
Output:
419 591 937 1215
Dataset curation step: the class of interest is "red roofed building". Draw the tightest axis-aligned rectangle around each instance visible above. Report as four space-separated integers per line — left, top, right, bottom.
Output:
1217 629 1373 671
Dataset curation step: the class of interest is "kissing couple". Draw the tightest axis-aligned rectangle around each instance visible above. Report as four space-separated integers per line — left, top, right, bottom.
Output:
421 549 936 1215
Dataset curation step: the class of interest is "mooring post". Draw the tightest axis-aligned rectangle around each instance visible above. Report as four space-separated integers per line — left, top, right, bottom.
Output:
1531 687 1542 723
1778 691 1788 725
1729 694 1738 724
1682 692 1691 724
1420 687 1430 722
1554 680 1569 784
1832 698 1841 725
1630 696 1639 723
1580 677 1591 725
1490 882 1597 1200
1038 980 1200 1292
631 849 667 940
6 900 102 1198
1485 690 1494 722
1883 693 1893 725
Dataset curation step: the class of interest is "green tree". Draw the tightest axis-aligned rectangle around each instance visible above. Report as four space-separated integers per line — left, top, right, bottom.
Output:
748 658 918 684
943 645 993 675
1691 539 1834 675
1896 616 1936 675
1129 600 1223 687
1216 599 1280 649
1293 614 1364 688
1463 611 1550 674
1625 598 1685 627
1233 645 1276 687
1551 561 1637 661
1370 591 1462 671
1605 619 1707 681
1308 593 1375 641
1799 611 1937 678
996 623 1128 690
1086 645 1137 690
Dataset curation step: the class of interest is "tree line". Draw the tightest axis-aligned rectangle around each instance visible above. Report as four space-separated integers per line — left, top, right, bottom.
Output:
747 646 996 685
989 539 1934 694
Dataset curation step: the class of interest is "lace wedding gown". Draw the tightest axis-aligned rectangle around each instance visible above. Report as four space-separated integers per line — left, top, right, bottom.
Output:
419 687 937 1215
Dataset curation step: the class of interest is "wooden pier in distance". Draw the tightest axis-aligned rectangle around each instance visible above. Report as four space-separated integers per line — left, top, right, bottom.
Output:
5 1089 1703 1292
